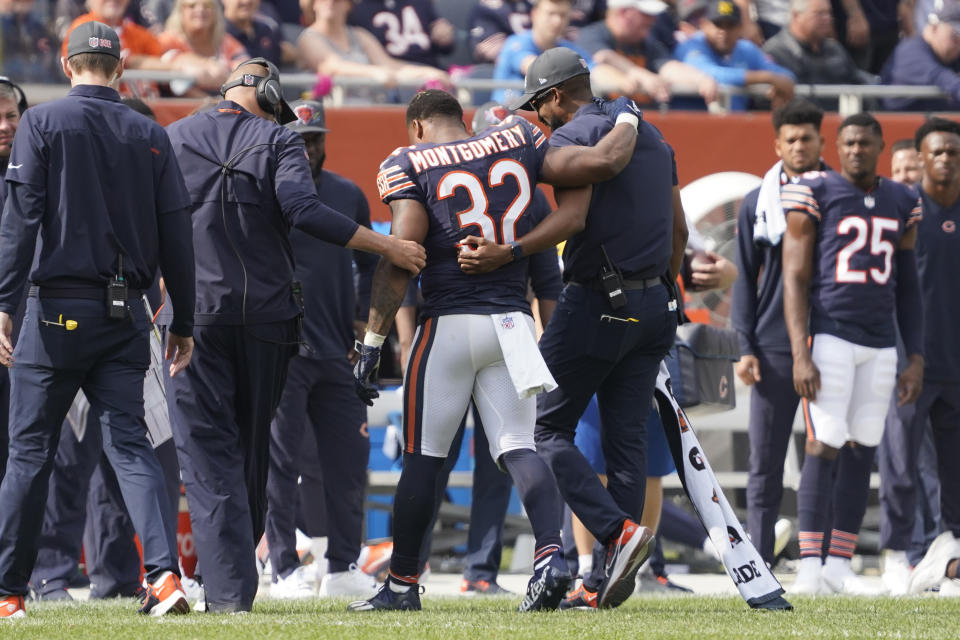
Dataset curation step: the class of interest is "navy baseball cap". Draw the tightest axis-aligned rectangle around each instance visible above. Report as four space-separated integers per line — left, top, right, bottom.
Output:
67 21 121 59
705 0 742 24
511 47 591 111
287 100 330 133
471 102 512 134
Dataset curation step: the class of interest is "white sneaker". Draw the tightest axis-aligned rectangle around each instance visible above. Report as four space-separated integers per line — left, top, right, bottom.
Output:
774 519 794 559
908 532 960 595
789 558 824 595
320 563 378 598
881 550 911 596
821 557 885 596
940 578 960 597
180 576 204 603
271 566 315 600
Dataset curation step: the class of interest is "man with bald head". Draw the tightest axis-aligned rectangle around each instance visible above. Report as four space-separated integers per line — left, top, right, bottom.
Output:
164 58 426 613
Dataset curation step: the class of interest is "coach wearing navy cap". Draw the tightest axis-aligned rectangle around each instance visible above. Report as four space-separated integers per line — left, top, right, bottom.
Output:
0 20 196 619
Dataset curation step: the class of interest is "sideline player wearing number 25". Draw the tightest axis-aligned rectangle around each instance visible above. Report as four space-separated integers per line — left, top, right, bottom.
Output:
781 112 923 595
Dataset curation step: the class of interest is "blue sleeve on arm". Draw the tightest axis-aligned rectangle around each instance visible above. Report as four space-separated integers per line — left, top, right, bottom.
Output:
0 182 45 314
157 208 196 336
731 195 759 355
895 248 923 357
353 193 376 321
276 143 359 245
529 250 561 301
678 40 747 85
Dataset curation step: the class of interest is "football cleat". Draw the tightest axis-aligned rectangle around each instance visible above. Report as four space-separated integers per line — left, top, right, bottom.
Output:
0 595 25 620
347 579 422 612
558 581 598 610
750 595 794 611
137 571 190 616
461 579 513 595
909 531 960 595
597 519 654 609
518 546 572 612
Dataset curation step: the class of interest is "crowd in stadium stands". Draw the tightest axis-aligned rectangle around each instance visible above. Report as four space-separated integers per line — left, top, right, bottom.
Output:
6 0 960 110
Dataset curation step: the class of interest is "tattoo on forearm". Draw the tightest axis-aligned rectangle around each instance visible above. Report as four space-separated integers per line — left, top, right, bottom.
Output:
368 258 409 335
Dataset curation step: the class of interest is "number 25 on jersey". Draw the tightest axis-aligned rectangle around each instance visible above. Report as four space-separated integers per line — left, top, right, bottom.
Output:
438 159 531 244
836 216 899 284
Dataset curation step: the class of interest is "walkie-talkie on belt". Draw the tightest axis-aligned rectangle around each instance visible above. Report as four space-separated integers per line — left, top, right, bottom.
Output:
108 255 128 319
599 244 626 310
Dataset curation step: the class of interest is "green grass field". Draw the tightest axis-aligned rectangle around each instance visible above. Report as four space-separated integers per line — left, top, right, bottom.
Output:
3 595 959 640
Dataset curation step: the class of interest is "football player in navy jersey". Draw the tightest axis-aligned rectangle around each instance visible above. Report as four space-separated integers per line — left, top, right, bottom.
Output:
348 0 455 69
348 89 641 612
781 112 924 595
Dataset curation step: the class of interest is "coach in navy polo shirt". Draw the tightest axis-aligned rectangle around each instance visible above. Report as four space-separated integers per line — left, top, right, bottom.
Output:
470 47 686 609
0 21 195 619
164 59 424 613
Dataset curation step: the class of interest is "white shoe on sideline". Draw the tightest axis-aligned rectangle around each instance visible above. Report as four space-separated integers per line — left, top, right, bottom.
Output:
774 519 794 559
881 550 911 596
909 532 960 595
822 558 885 596
320 563 378 598
271 566 315 600
940 578 960 597
789 559 823 595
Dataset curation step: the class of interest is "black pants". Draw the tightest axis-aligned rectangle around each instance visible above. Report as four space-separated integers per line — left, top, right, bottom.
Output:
167 321 297 612
265 355 368 577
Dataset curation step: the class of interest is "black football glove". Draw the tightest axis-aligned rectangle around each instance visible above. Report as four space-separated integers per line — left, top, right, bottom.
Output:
600 96 643 125
353 340 381 406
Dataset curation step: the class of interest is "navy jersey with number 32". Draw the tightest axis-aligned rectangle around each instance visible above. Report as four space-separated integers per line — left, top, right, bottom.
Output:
377 117 548 317
781 171 921 348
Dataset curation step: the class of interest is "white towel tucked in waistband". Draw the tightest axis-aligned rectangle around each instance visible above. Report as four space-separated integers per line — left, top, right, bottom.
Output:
491 313 557 399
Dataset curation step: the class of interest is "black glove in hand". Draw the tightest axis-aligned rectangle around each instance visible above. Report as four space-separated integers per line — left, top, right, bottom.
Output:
353 340 381 406
600 96 643 124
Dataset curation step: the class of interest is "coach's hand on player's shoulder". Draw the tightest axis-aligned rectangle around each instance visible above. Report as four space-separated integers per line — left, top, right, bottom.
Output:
735 354 761 386
353 341 382 406
897 354 924 406
0 311 13 368
385 237 427 275
165 333 194 378
792 354 820 400
457 236 512 274
599 96 644 123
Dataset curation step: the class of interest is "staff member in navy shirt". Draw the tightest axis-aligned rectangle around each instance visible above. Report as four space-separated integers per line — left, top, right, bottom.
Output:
0 76 26 484
0 21 196 620
264 100 379 600
731 98 825 567
164 58 425 613
900 118 960 596
462 47 687 610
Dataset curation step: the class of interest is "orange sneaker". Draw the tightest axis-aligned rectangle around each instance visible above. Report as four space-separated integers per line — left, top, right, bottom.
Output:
0 595 25 620
558 581 598 610
359 541 393 580
137 571 190 617
597 519 654 609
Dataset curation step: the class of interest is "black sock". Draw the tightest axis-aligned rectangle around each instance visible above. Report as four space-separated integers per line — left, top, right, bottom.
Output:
831 445 875 537
501 449 563 552
797 450 837 559
389 452 446 578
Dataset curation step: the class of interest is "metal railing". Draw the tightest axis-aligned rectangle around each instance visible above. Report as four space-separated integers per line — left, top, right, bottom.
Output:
25 71 956 115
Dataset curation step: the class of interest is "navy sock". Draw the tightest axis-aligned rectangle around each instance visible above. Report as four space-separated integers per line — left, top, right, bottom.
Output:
829 445 876 557
501 449 563 552
797 450 837 559
389 452 446 578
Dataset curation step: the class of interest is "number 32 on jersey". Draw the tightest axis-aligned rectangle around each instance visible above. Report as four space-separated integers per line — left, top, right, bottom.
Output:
438 159 531 243
835 216 899 284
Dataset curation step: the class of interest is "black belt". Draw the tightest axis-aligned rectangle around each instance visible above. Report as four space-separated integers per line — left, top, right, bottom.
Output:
28 285 143 300
568 277 662 291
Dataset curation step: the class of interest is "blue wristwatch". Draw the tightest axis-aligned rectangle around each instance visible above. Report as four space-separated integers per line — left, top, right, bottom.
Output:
509 241 524 261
